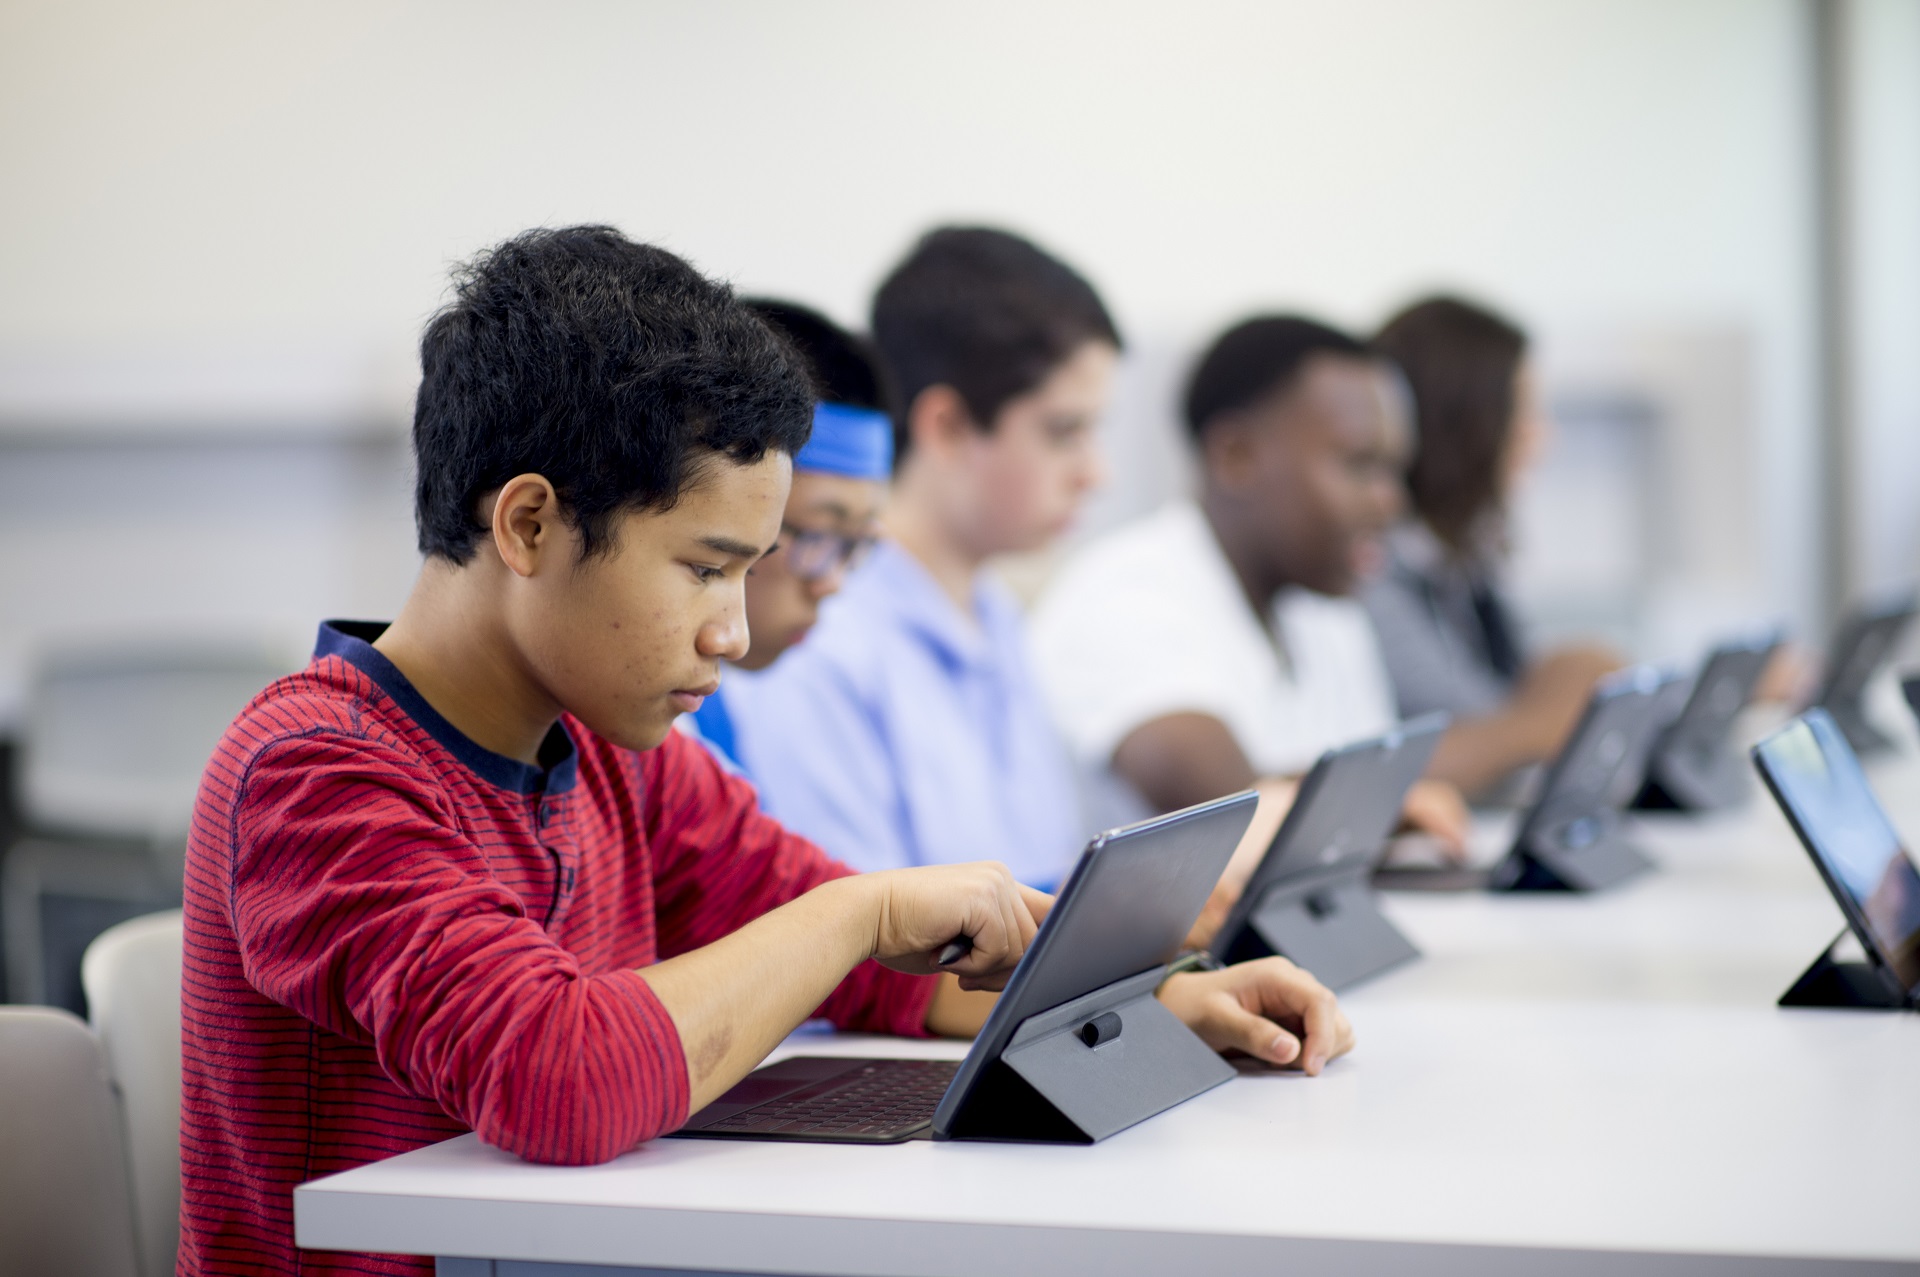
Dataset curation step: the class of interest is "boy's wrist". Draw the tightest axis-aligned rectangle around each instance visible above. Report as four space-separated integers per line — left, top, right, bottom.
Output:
815 872 887 964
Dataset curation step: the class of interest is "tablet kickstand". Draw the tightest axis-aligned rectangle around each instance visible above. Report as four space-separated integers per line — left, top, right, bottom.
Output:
1778 931 1912 1011
938 967 1234 1143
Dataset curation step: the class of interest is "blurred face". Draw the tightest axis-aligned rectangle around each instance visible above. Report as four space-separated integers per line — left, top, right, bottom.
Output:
735 469 887 671
1212 353 1410 597
944 340 1116 556
1501 358 1550 497
507 451 789 751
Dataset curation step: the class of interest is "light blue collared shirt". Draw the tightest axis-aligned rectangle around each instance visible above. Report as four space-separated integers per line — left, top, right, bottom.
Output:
725 541 1084 889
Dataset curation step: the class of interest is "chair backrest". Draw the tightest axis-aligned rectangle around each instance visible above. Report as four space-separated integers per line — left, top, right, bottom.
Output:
84 910 184 1277
21 642 289 839
0 1006 141 1277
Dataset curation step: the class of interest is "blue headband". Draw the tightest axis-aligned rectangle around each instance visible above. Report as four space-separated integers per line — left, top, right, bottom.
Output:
795 401 894 480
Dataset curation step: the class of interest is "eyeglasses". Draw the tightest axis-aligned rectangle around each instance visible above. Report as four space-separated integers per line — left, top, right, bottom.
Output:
775 524 879 582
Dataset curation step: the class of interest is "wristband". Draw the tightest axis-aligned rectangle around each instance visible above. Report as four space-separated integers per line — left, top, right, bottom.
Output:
1158 949 1223 989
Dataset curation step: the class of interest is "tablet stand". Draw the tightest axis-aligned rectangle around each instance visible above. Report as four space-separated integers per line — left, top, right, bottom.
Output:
1495 824 1655 893
1634 749 1750 812
1219 868 1420 991
939 967 1234 1143
1822 697 1900 758
1778 932 1913 1010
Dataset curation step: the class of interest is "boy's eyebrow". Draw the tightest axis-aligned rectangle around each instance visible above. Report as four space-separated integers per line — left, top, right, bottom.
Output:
699 534 771 559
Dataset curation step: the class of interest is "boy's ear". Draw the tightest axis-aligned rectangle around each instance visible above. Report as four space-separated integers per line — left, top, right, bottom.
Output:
904 384 980 462
489 473 565 578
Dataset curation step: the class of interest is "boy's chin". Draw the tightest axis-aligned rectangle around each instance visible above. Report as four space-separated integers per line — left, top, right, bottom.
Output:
593 709 677 754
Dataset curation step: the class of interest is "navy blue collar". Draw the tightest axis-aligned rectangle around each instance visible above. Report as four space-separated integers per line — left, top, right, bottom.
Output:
316 620 579 796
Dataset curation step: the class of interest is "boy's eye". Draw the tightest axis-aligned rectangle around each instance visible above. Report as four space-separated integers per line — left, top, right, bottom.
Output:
691 564 726 584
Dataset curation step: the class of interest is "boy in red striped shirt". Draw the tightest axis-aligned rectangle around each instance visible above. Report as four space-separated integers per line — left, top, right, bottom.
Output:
181 226 1354 1276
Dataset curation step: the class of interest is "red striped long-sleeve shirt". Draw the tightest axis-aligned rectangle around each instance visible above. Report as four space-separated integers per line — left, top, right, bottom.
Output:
180 621 937 1276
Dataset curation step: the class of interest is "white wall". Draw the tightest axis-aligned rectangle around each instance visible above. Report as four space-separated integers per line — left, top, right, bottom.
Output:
0 0 1847 715
1844 0 1920 597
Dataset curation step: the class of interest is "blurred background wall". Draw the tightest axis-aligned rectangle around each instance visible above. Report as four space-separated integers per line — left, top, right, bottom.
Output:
0 0 1915 721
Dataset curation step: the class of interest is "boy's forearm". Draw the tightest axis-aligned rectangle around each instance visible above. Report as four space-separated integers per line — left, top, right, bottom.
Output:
637 875 880 1113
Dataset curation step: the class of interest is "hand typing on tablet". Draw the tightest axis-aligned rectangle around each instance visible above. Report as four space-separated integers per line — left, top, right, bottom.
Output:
1156 956 1354 1075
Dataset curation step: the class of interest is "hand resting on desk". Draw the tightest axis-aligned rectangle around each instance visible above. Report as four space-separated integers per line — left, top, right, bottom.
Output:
1157 957 1354 1075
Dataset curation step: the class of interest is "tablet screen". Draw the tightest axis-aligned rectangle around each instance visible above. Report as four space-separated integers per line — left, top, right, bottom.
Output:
1758 712 1920 993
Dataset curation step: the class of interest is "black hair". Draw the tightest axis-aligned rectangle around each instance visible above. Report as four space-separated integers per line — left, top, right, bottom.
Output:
1183 315 1371 441
870 226 1120 462
1373 296 1528 554
741 298 892 414
412 225 815 564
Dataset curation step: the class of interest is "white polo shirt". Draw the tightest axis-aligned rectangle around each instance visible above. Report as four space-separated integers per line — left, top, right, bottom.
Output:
1030 500 1397 785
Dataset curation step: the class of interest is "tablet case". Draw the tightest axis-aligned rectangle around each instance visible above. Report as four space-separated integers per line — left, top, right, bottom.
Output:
1634 634 1780 812
1209 719 1443 988
1217 868 1420 990
937 967 1234 1143
1494 667 1671 892
1814 594 1917 757
931 791 1258 1143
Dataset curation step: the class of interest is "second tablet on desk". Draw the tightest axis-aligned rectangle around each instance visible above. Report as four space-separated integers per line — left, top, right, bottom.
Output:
1635 630 1783 812
1378 665 1676 894
1208 715 1446 990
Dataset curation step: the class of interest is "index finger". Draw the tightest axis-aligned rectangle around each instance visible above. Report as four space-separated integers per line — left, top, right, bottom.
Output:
1017 884 1055 926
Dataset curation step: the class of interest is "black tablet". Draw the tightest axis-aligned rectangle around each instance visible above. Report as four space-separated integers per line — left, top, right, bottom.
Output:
674 790 1259 1145
1379 666 1673 893
1499 664 1675 889
932 790 1257 1138
1637 630 1783 810
1753 710 1920 1005
1208 716 1445 980
1814 592 1918 756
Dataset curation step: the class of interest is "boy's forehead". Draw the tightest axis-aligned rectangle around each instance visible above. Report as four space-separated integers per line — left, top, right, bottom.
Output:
627 450 792 543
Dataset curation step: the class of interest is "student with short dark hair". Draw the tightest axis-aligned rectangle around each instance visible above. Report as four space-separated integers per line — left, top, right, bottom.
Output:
1030 315 1469 915
1364 296 1619 797
179 227 1352 1277
727 227 1119 888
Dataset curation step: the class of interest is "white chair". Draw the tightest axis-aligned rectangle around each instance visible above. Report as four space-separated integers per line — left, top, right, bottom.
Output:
84 910 184 1277
4 640 287 1004
0 1005 141 1277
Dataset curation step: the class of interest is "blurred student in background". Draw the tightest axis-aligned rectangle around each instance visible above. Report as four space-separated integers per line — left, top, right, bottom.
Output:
1030 316 1469 918
1363 297 1619 800
726 228 1114 889
676 300 892 774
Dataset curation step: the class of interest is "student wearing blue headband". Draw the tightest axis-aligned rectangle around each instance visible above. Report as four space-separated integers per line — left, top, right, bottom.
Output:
678 300 894 773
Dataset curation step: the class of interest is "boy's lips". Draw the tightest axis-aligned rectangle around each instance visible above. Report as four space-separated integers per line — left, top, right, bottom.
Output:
670 680 721 712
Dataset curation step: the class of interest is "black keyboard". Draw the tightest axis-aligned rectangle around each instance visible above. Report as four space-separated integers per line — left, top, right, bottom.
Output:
684 1058 960 1143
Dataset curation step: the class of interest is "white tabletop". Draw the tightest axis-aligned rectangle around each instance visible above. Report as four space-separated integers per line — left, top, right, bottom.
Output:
295 758 1920 1275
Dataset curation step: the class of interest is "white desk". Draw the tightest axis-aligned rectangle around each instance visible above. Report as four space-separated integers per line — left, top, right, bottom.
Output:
295 775 1920 1276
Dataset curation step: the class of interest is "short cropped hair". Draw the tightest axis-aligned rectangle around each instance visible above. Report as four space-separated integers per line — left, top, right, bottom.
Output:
742 298 892 414
1183 315 1371 442
413 225 814 564
870 227 1120 462
1372 297 1528 553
